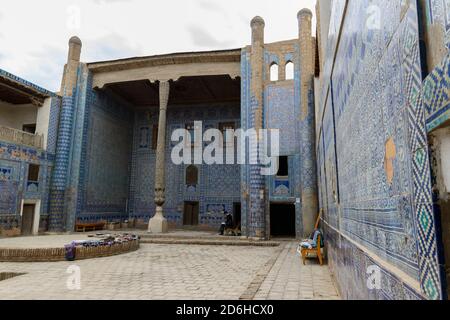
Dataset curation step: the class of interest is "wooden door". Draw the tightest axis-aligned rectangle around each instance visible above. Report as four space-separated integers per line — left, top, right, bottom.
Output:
183 202 199 226
192 202 199 226
21 204 35 236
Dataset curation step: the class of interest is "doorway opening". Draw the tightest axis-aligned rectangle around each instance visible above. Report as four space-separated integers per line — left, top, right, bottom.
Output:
270 203 296 238
277 156 289 177
233 202 241 228
183 202 199 226
21 204 35 236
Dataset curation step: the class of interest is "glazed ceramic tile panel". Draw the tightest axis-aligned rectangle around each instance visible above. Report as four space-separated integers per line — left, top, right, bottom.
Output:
325 223 424 299
0 88 59 231
0 141 54 229
323 96 339 230
128 104 241 227
423 53 450 132
46 98 61 155
78 82 134 218
49 94 77 230
0 160 19 215
84 98 133 212
240 48 251 236
318 0 443 299
65 66 91 229
320 0 346 116
265 85 298 156
262 43 307 237
264 80 302 236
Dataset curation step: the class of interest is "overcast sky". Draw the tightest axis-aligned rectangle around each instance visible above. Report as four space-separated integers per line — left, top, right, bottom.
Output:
0 0 316 92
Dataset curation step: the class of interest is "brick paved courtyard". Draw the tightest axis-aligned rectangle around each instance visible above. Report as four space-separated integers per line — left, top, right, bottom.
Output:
0 241 339 300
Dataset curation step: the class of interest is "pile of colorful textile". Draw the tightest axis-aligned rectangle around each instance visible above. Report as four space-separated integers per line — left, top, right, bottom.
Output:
64 233 140 260
297 229 324 251
74 233 139 247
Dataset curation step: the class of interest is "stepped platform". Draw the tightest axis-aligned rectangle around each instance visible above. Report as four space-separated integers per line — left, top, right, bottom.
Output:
129 230 281 247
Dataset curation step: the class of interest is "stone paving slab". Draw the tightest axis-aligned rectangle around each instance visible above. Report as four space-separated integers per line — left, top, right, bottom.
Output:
0 244 277 300
0 242 340 300
254 242 340 300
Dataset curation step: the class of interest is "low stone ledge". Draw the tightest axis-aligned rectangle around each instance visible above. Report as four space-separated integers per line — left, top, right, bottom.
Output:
140 238 280 247
0 240 139 262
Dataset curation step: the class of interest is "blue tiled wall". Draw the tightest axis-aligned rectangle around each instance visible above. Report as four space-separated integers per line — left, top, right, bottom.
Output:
423 53 450 132
241 40 316 239
240 48 251 236
264 73 303 237
49 93 76 231
265 85 299 155
0 143 53 229
76 75 134 222
317 0 442 300
0 97 60 232
129 104 241 227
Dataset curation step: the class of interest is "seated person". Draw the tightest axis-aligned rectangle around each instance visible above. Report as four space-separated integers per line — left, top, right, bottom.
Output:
219 211 233 235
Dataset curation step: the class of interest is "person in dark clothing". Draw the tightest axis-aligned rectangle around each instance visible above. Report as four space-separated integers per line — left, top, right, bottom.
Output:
219 211 233 235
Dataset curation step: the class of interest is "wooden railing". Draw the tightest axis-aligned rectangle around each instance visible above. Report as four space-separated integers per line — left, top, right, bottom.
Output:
0 125 44 149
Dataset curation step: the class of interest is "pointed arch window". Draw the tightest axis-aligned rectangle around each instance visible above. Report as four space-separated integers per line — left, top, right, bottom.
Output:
285 61 294 80
270 63 279 81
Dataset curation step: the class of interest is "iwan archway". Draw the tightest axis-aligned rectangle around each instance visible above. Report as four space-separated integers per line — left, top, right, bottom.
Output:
74 50 242 234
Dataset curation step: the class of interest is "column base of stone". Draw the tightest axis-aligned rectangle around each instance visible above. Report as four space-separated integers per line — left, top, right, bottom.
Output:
148 207 168 233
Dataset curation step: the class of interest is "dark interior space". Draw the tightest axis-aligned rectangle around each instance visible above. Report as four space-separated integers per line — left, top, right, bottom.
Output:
0 77 47 105
22 124 36 134
277 156 289 177
270 203 296 237
233 202 241 227
104 75 241 107
27 164 40 182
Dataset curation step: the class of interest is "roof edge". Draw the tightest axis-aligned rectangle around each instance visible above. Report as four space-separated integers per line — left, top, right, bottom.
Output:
0 68 56 98
87 48 242 73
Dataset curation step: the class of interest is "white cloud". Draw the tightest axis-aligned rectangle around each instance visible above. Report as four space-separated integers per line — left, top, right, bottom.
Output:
91 0 134 4
0 0 316 91
84 33 143 62
186 24 235 49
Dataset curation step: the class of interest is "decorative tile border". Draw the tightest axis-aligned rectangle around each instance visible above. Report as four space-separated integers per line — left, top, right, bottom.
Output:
423 53 450 132
317 0 444 299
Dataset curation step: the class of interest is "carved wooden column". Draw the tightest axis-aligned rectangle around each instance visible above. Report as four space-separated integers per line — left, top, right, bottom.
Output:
148 81 170 233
